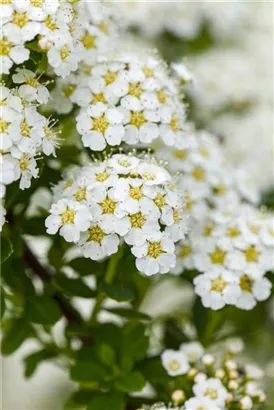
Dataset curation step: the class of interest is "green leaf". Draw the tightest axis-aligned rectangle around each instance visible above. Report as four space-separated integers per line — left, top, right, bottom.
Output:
2 258 35 295
1 237 13 264
122 322 149 361
97 344 116 368
1 318 32 355
70 360 108 385
24 348 57 378
23 217 48 236
70 257 104 276
25 295 62 325
193 297 224 345
100 283 134 302
138 357 169 384
114 371 145 393
105 307 151 321
53 275 96 298
87 392 125 410
1 289 5 319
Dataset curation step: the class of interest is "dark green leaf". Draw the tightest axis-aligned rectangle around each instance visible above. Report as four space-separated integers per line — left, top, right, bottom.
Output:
97 344 116 368
53 275 96 298
1 288 5 319
105 307 151 321
138 357 169 384
25 294 62 325
193 297 224 345
100 283 134 302
1 318 32 355
114 371 145 393
122 322 149 361
23 217 48 236
70 257 104 276
24 348 57 378
1 237 13 264
87 392 125 410
2 258 35 295
70 360 108 385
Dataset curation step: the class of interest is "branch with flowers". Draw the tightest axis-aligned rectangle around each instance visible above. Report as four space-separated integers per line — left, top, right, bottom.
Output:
1 1 273 410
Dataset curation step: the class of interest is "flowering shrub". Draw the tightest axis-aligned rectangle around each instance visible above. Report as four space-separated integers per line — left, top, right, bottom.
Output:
0 1 273 410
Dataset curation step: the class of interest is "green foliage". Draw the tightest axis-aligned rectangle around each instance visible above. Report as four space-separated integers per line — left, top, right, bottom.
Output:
1 318 32 355
100 283 135 301
24 347 57 378
1 237 13 264
25 294 62 325
53 275 96 298
87 392 125 410
1 288 5 319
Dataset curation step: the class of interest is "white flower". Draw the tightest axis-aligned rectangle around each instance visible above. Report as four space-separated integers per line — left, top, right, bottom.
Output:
79 222 119 261
161 349 189 376
184 397 221 410
23 0 60 22
180 342 204 363
239 396 253 410
132 232 176 276
0 35 30 75
0 204 6 232
12 68 50 104
45 199 92 243
107 154 140 175
194 270 241 310
234 272 272 310
10 147 39 190
245 364 264 380
3 7 41 44
47 43 79 78
76 103 125 150
193 377 229 408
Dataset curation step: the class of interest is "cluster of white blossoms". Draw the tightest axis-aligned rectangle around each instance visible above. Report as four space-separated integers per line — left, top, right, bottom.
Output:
0 69 61 230
58 52 187 151
0 0 118 77
45 154 187 275
112 1 248 40
155 341 266 410
159 129 273 311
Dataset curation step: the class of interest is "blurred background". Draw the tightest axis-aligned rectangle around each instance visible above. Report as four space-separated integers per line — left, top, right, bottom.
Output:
2 1 273 409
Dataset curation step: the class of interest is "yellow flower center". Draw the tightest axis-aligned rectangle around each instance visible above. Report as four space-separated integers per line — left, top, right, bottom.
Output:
60 46 70 61
205 389 218 400
30 0 43 6
199 146 209 157
0 119 10 133
173 209 181 224
65 179 73 188
249 224 260 234
96 171 109 182
104 71 117 85
81 33 96 49
240 274 253 292
0 38 12 56
157 90 167 104
88 225 105 244
214 185 227 195
129 111 147 128
154 193 166 208
180 245 191 258
45 15 57 31
204 224 214 237
211 276 227 293
227 227 240 237
210 247 226 265
192 166 205 181
244 246 260 263
12 12 28 28
174 149 186 160
147 242 165 258
92 115 109 134
100 198 117 214
26 77 38 88
74 188 86 202
92 93 106 104
128 82 142 98
64 84 76 97
170 117 179 131
19 154 29 171
44 127 52 139
20 121 31 137
61 208 75 225
168 360 180 372
185 195 193 211
129 186 144 200
118 158 131 167
143 172 156 181
99 22 108 34
130 212 146 229
143 67 154 77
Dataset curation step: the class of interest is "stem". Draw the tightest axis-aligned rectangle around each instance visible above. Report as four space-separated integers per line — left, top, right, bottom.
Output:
89 245 124 323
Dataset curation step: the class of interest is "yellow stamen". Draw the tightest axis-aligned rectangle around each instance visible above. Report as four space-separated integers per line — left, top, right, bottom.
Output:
130 212 146 229
209 248 226 264
88 225 105 244
147 242 165 258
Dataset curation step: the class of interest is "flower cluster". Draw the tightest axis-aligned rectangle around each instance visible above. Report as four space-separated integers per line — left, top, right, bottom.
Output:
45 154 187 275
1 0 118 78
155 341 266 410
0 69 61 230
72 52 187 150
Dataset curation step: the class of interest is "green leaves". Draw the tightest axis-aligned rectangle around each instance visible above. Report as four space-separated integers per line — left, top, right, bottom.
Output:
1 288 5 319
24 348 57 378
100 283 134 302
70 257 104 276
87 392 125 410
25 294 62 325
1 318 32 355
122 322 149 362
193 297 224 346
53 275 96 298
105 307 151 322
114 371 145 393
1 237 13 264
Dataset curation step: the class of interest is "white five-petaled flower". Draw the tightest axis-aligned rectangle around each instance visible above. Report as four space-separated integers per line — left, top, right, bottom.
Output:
12 68 50 104
161 349 190 376
193 377 229 408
